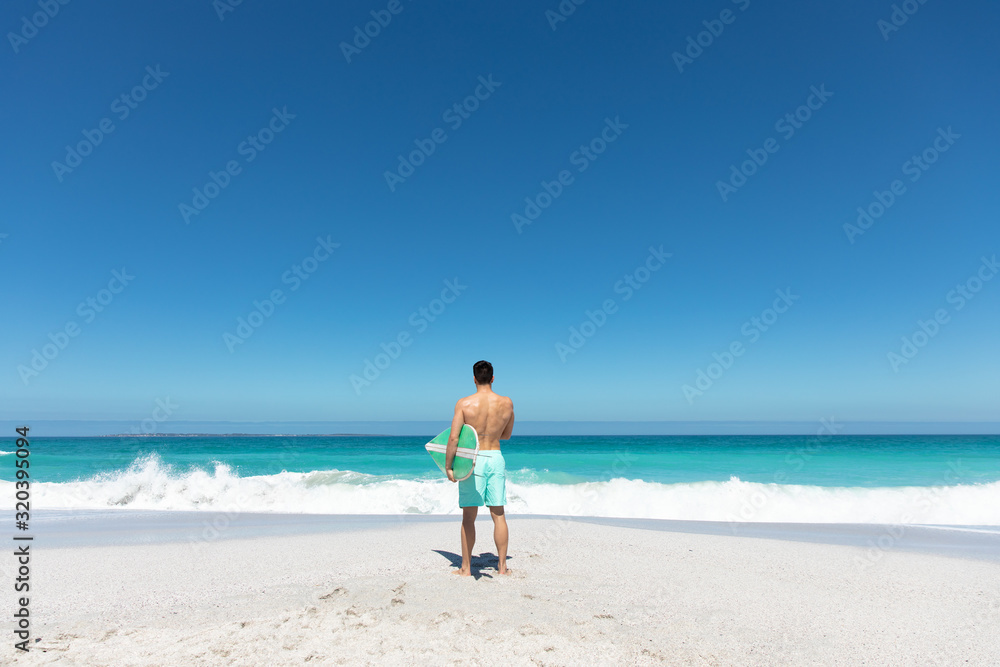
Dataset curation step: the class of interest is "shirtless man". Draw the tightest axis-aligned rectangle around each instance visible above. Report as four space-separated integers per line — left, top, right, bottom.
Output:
445 360 514 576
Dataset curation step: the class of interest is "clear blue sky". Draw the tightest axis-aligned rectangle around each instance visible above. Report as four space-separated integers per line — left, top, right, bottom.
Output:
2 0 998 426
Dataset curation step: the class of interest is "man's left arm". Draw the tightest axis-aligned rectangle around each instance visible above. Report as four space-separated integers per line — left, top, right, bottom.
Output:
445 400 465 483
501 400 515 440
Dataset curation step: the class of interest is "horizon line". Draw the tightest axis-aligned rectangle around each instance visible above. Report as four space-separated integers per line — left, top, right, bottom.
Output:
5 419 998 437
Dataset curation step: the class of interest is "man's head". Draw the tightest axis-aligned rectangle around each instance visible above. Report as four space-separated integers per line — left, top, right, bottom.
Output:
473 360 494 386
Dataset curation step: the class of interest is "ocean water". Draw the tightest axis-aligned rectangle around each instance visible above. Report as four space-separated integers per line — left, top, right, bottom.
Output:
2 434 999 524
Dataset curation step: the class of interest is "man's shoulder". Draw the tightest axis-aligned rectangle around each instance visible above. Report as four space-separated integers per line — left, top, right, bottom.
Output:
459 391 512 405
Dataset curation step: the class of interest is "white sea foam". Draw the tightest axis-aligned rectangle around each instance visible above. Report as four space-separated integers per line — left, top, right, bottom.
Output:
3 455 999 524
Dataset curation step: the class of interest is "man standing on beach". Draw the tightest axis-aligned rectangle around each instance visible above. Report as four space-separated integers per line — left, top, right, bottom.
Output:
445 360 515 576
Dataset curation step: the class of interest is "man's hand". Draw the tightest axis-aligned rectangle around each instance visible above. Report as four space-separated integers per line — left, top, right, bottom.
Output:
446 468 457 483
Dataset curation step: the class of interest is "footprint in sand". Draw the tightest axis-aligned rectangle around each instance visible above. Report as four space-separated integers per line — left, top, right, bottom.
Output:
319 587 347 600
390 582 407 606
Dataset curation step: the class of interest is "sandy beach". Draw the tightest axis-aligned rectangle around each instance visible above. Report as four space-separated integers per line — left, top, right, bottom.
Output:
5 512 999 666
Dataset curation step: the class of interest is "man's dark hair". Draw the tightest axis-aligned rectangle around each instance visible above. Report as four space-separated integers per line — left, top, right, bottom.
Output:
473 360 493 385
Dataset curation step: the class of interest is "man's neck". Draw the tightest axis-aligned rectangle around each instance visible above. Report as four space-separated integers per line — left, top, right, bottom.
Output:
475 384 493 394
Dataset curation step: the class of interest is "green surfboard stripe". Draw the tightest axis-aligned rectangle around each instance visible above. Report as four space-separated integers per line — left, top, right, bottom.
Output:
426 424 479 481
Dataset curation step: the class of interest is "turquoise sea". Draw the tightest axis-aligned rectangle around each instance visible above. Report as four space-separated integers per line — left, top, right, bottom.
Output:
4 434 999 523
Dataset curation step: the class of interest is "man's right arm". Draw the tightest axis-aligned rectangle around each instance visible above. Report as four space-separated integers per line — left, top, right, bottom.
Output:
500 400 514 440
445 400 465 482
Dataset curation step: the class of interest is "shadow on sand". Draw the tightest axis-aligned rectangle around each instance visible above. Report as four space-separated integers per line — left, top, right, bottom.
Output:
432 550 512 580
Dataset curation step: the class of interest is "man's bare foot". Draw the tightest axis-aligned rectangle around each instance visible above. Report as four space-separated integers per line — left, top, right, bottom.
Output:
498 567 511 575
452 568 471 576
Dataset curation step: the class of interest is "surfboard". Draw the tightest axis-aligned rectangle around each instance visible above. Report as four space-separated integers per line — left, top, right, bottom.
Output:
425 425 479 481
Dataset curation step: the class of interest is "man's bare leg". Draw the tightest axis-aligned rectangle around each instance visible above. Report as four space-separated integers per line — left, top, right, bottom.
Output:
455 506 478 576
489 506 510 574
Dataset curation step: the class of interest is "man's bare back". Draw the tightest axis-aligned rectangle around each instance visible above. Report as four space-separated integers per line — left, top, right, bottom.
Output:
452 388 514 451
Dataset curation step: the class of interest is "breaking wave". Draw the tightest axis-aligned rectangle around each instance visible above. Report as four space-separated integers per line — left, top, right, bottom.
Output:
3 454 999 524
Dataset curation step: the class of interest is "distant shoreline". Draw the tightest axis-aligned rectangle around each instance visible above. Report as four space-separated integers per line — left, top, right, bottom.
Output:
30 430 1000 438
96 433 387 438
8 420 999 437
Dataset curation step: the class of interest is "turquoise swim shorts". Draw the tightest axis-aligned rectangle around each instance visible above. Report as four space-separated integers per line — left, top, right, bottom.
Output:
459 450 506 507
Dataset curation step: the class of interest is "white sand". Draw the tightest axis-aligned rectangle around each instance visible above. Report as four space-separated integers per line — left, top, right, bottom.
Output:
8 516 1000 666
